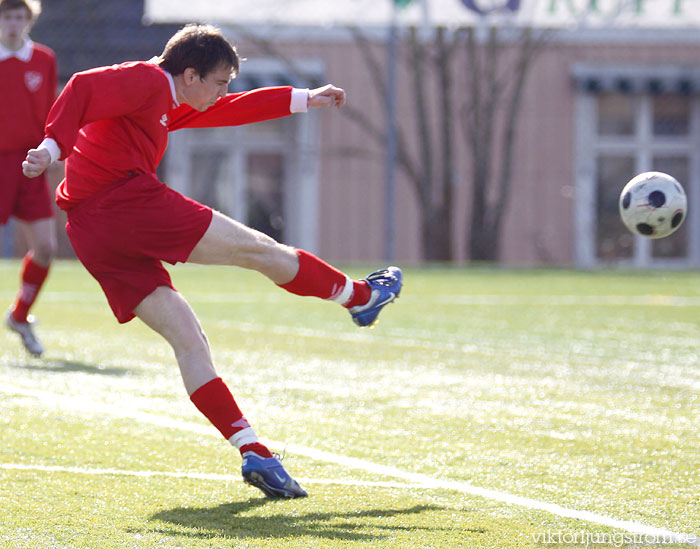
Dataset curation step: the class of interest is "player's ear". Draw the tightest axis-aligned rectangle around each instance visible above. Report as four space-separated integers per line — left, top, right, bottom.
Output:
183 67 199 85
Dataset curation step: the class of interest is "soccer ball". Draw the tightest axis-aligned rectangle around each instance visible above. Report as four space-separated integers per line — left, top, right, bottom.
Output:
619 172 687 239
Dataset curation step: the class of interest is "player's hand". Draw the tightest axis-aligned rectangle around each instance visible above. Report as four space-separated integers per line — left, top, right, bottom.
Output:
308 84 346 109
22 148 51 178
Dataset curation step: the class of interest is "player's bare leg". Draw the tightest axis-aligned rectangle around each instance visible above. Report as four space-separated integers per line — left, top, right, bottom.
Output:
18 217 57 268
134 286 307 498
183 211 401 496
5 217 56 357
187 211 298 283
133 286 217 395
188 211 402 326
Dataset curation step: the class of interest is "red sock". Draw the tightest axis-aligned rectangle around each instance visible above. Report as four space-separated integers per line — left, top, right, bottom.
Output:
278 249 370 307
11 253 50 323
344 280 371 309
239 442 273 458
189 378 272 458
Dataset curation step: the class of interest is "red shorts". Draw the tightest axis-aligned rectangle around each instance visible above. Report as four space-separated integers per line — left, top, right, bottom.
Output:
65 174 213 323
0 150 54 224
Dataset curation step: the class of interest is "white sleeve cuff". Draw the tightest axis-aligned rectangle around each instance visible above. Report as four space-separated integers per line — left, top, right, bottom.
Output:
290 88 309 113
38 137 61 163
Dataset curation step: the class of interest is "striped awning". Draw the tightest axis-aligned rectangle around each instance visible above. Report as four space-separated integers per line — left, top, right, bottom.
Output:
572 64 700 94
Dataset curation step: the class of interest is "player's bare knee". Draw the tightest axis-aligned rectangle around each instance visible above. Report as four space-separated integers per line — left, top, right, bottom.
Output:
173 328 210 361
32 241 56 265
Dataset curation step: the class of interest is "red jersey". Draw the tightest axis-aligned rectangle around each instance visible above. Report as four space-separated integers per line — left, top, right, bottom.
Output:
0 39 57 153
46 61 299 210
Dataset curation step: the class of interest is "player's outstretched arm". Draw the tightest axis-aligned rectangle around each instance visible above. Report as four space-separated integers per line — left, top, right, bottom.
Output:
22 148 51 179
308 85 346 109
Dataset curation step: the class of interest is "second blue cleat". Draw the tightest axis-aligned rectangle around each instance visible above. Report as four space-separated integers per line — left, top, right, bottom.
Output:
241 452 308 499
349 266 403 327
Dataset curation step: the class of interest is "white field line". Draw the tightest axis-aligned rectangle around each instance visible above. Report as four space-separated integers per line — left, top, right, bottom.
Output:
0 463 410 489
1 383 698 547
420 295 700 307
34 291 700 307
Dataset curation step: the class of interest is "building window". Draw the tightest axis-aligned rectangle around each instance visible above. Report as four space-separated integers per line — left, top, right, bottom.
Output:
246 152 286 243
574 68 700 267
176 118 293 240
597 92 636 137
595 154 635 260
653 94 690 136
163 61 325 253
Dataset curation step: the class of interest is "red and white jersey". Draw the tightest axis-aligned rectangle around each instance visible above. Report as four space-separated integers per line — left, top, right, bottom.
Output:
0 39 56 153
45 61 306 210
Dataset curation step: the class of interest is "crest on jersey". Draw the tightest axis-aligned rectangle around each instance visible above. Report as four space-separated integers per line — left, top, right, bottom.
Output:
24 71 43 92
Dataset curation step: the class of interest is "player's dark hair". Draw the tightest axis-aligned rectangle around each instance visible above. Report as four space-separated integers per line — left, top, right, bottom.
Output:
0 0 41 19
158 24 239 79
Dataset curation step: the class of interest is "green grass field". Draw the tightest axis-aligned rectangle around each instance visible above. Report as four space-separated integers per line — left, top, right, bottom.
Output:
1 259 699 548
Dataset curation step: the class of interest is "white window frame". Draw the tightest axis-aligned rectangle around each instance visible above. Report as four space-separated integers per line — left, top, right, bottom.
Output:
164 59 324 254
573 66 700 268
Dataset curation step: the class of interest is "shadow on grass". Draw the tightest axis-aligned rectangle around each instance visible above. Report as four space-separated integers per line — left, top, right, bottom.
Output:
148 500 446 542
10 359 130 376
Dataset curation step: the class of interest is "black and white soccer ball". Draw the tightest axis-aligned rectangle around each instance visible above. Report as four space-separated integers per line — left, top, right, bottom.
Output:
619 172 687 239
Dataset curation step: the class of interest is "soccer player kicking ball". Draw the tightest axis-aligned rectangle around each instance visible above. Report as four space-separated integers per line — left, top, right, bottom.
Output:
22 24 402 499
1 0 57 357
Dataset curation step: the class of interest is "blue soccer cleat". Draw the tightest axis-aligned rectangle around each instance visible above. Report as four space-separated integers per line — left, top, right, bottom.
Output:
241 452 308 499
349 266 403 327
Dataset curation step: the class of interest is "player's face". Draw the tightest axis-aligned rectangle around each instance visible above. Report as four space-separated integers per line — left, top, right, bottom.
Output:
0 7 32 50
186 64 233 112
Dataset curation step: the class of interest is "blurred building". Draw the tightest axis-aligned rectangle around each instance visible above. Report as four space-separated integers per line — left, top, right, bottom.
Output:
8 0 700 268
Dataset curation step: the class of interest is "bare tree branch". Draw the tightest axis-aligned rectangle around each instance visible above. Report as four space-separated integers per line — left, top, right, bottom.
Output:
231 25 318 85
465 27 481 148
348 26 390 110
492 27 550 234
436 26 455 209
349 26 422 194
409 26 433 209
435 26 456 259
231 20 548 262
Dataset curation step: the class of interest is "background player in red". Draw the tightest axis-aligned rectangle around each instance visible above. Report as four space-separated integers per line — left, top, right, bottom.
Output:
0 0 56 357
22 24 402 498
